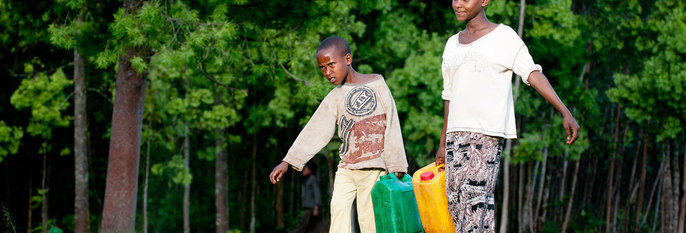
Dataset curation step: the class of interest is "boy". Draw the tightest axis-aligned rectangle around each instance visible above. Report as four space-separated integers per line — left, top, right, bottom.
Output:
435 0 580 232
290 161 324 233
269 36 408 233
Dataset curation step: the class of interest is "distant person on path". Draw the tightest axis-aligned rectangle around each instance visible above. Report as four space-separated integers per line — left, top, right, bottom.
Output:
290 161 324 233
269 36 408 233
435 0 581 232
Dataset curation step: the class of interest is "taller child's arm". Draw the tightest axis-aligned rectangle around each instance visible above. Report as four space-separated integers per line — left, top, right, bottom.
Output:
435 100 449 166
269 95 337 184
512 42 579 145
436 57 452 166
528 71 580 144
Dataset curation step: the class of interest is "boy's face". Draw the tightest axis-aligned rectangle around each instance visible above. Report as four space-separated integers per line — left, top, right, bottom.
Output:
317 46 351 86
452 0 489 21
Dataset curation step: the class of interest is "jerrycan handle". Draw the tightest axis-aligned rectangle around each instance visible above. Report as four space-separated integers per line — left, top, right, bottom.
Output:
389 172 401 181
434 163 445 173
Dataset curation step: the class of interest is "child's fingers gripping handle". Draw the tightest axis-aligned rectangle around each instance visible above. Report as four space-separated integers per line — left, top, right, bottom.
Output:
434 163 445 173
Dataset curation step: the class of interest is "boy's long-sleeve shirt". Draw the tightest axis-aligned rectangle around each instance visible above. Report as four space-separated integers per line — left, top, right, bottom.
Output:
283 75 408 173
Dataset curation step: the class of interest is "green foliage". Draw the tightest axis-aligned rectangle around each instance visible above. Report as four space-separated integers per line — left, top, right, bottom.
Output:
10 68 73 139
387 33 445 163
151 155 192 186
0 121 23 162
4 0 685 232
607 0 686 141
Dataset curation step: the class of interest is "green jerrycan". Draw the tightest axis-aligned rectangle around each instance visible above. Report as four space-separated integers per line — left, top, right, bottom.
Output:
371 173 424 233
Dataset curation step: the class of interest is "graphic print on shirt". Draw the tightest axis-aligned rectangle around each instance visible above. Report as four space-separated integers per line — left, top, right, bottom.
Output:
456 51 483 73
345 86 377 116
340 113 387 166
338 115 354 156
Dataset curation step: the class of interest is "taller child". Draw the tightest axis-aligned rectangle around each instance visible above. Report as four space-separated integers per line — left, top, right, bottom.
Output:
270 36 408 233
435 0 580 232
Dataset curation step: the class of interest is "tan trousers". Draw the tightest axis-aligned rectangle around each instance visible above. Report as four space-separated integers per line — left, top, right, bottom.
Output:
329 168 386 233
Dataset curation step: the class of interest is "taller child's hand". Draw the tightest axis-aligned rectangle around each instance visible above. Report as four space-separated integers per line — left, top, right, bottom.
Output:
269 161 289 184
563 114 580 144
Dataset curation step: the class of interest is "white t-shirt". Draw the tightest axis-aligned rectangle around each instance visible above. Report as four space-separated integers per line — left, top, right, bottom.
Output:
441 24 542 139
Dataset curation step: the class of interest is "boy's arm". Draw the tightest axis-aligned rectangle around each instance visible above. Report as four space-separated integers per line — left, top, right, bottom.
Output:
528 71 580 144
269 95 337 184
382 91 408 173
435 100 449 166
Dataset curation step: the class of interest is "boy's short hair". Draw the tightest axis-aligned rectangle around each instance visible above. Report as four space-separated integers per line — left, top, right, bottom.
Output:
305 161 318 175
317 36 351 57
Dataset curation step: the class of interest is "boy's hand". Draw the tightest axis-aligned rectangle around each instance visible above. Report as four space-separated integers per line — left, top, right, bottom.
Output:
394 172 405 179
563 114 580 144
269 161 290 184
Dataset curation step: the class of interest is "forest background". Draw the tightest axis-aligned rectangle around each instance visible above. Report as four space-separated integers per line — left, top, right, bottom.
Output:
1 0 685 233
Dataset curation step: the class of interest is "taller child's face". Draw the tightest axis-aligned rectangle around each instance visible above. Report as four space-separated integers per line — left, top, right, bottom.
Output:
316 47 351 86
452 0 487 21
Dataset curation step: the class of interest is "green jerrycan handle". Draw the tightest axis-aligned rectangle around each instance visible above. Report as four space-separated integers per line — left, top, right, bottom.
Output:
388 172 412 183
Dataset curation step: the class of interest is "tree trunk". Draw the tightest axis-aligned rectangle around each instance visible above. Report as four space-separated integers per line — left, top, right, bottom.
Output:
275 132 285 229
525 161 537 233
275 174 285 229
518 163 525 233
661 150 676 233
678 141 686 233
143 134 151 233
510 0 526 228
215 127 228 233
670 142 680 232
99 45 146 232
183 122 191 233
499 141 511 233
605 105 620 233
41 151 48 233
643 160 664 224
612 149 625 233
561 160 580 233
539 162 551 232
240 170 248 229
626 143 639 232
512 0 526 99
559 152 568 203
635 134 649 233
652 173 663 233
249 133 257 233
582 158 597 213
530 160 539 233
670 141 680 232
27 171 32 233
73 39 89 233
534 146 548 230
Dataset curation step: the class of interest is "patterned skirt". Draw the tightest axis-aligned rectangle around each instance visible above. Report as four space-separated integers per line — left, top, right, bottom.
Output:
445 131 504 233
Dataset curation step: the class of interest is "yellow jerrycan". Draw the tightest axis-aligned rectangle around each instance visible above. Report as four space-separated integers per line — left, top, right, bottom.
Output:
412 162 455 233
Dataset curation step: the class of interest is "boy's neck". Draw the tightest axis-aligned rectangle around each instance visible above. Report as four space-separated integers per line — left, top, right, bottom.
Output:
343 68 374 84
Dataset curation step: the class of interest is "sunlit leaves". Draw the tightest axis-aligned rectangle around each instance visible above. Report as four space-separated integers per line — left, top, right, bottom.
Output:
0 121 23 162
386 33 445 162
607 0 686 141
10 69 73 139
151 155 192 186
